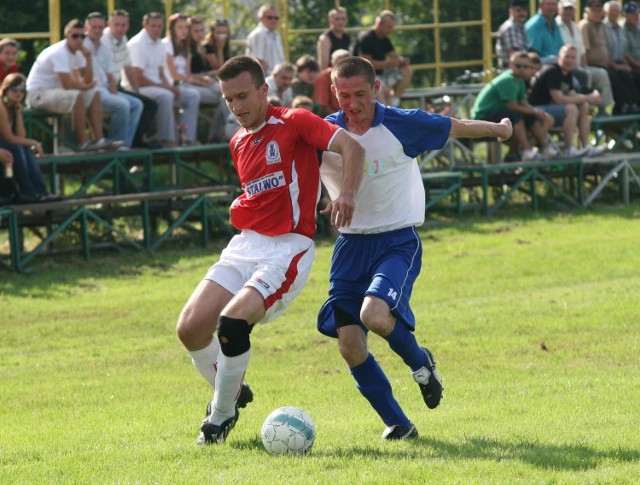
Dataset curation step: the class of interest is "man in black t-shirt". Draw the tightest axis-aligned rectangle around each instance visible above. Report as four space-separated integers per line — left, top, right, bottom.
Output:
529 44 604 157
353 10 411 106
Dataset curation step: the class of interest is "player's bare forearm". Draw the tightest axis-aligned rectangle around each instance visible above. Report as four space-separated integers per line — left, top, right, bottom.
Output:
449 117 513 142
328 131 365 227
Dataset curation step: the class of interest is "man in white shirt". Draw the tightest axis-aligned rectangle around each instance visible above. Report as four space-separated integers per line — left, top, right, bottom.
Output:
84 12 141 148
102 9 159 149
26 19 108 151
123 12 182 145
246 5 285 75
265 62 295 106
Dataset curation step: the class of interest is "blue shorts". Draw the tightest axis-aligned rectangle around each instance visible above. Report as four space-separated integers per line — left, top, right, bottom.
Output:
534 104 566 127
317 226 422 338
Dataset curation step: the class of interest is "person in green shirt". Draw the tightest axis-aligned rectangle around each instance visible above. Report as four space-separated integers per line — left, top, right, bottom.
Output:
473 50 556 161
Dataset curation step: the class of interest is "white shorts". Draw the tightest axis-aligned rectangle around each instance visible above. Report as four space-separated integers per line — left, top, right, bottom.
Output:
26 88 97 113
205 230 315 322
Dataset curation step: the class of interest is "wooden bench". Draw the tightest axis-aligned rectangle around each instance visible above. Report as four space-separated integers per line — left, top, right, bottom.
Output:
0 185 238 272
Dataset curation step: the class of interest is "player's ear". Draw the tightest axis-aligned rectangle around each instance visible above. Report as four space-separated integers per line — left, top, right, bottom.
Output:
373 79 382 94
330 84 337 96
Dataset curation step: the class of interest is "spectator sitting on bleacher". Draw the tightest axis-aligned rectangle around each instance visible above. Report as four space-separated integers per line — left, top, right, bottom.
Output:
291 95 314 111
102 9 159 150
291 55 321 114
529 44 605 157
0 38 19 83
525 0 565 64
313 49 351 117
0 73 59 202
246 4 285 76
84 12 141 150
556 0 613 115
124 12 186 147
316 7 351 70
496 0 531 69
26 19 112 152
473 50 557 161
266 62 295 107
0 148 17 205
623 2 640 69
580 0 640 114
162 13 202 145
203 19 231 71
353 10 411 107
603 1 640 99
188 16 231 143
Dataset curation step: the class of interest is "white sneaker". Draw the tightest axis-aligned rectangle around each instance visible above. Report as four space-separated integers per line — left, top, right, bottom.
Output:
522 148 540 161
586 145 607 157
541 145 559 159
563 146 589 158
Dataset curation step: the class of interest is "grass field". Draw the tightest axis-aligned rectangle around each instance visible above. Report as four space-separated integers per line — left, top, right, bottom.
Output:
1 204 639 484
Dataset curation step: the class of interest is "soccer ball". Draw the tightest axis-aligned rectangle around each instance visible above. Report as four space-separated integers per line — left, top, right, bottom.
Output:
261 406 316 455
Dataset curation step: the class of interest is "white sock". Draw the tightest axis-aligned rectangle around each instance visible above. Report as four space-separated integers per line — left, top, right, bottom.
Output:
189 337 220 389
210 349 251 424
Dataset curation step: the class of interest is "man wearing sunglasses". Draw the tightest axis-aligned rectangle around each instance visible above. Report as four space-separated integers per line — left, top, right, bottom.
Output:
246 4 285 76
26 19 110 151
473 50 557 161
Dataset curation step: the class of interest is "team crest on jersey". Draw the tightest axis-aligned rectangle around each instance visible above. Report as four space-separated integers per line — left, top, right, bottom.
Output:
266 141 281 165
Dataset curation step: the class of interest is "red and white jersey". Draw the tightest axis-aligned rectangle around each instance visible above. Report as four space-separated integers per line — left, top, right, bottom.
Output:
229 105 341 238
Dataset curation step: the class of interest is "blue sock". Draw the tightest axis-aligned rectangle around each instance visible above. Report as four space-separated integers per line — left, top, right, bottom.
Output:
384 322 427 372
350 353 410 427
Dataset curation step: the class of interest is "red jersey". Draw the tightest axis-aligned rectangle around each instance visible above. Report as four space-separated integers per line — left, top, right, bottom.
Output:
229 105 341 238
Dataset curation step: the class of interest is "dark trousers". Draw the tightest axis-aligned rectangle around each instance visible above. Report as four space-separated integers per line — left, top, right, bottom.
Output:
119 88 158 147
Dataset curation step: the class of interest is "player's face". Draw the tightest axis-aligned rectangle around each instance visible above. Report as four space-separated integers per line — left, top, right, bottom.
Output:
332 75 380 124
221 71 269 131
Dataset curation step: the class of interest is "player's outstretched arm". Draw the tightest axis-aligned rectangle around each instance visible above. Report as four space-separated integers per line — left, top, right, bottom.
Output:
327 130 365 228
449 117 513 143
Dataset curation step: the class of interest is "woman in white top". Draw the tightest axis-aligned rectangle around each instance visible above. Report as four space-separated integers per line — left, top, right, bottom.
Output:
162 13 201 144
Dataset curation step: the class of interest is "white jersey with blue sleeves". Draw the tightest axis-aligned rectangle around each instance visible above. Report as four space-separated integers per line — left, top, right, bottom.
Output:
321 102 451 234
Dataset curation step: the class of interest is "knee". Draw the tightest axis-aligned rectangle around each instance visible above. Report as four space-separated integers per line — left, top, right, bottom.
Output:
565 104 578 118
360 304 393 336
337 331 368 366
217 315 253 357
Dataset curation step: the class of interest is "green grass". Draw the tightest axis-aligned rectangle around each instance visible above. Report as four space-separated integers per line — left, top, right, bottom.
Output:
1 204 640 484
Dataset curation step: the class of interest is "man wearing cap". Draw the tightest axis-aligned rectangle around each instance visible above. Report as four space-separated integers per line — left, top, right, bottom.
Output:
526 0 565 63
580 0 640 113
556 0 613 114
496 0 531 69
622 2 640 69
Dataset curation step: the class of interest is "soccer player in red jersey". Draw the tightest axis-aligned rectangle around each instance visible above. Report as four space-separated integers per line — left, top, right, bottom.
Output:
176 56 365 445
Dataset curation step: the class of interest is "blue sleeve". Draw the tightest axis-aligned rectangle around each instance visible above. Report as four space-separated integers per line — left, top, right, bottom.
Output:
382 107 452 158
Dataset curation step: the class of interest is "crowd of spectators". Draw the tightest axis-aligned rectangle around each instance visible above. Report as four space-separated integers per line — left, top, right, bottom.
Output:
4 2 640 204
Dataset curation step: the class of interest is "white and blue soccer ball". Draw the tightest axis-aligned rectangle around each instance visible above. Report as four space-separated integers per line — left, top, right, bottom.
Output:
261 406 316 455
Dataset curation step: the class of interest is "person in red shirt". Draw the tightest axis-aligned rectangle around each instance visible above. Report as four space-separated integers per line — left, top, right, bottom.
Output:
314 48 351 117
0 38 20 83
176 55 365 445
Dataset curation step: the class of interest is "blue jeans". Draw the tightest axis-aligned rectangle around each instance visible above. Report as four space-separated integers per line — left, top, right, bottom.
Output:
0 141 47 197
98 87 143 147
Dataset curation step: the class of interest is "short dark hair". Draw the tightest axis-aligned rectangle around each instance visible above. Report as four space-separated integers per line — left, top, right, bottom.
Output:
217 56 266 88
64 19 84 35
111 9 130 19
331 56 376 86
85 12 106 22
295 55 320 73
143 12 164 24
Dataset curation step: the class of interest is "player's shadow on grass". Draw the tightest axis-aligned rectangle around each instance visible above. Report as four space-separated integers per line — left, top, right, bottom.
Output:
282 437 640 471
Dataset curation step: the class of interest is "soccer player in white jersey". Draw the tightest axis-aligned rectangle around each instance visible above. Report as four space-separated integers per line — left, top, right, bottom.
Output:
176 56 365 445
318 57 512 440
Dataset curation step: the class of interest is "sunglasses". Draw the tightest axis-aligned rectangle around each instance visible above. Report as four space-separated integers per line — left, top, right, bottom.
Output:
265 15 280 20
514 63 533 69
70 33 87 39
9 86 25 93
